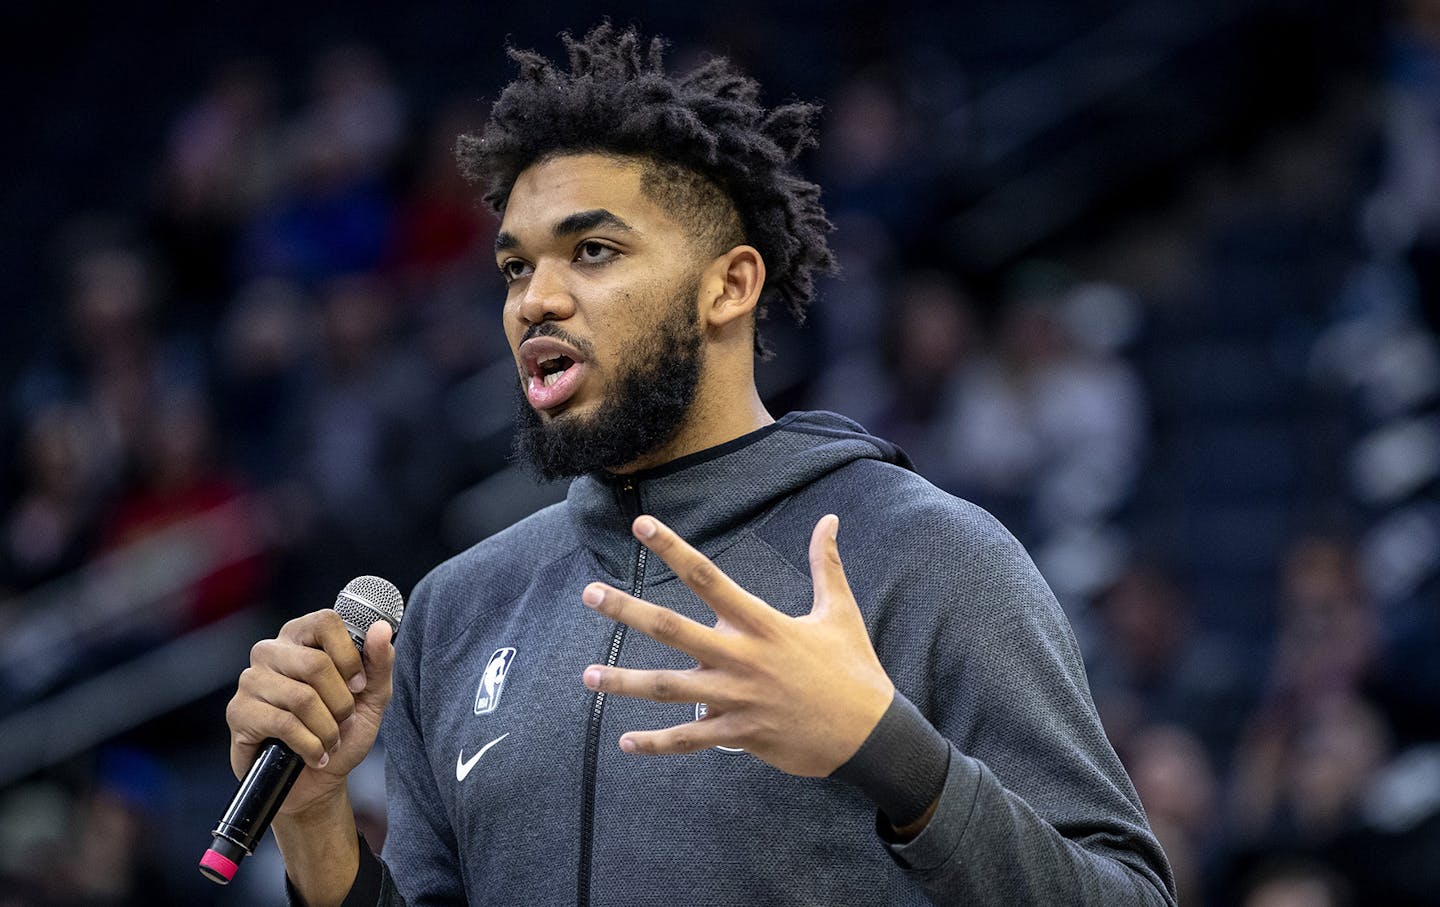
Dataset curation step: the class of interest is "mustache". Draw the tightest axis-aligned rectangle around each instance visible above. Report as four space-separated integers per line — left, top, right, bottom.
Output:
520 322 596 360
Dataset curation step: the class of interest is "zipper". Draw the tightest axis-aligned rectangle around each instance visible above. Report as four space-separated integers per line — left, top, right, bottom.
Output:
578 477 647 906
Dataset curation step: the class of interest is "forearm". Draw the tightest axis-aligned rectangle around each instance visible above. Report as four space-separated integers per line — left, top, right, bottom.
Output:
890 749 1175 906
833 694 1173 905
274 789 361 907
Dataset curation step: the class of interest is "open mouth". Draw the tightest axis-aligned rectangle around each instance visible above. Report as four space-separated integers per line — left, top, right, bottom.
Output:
520 336 589 411
537 354 576 387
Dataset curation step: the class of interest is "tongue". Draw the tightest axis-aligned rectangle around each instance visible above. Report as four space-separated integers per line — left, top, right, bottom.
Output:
527 361 585 411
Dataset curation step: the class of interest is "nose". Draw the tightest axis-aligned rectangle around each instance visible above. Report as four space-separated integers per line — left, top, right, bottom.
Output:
515 261 576 326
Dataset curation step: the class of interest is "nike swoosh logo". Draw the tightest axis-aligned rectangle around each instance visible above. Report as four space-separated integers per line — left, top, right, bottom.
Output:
456 733 509 782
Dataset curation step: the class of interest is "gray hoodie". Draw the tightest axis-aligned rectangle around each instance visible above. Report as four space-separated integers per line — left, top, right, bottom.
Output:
345 411 1174 906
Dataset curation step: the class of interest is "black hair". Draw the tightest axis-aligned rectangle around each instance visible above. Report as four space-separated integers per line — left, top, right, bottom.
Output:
456 22 836 355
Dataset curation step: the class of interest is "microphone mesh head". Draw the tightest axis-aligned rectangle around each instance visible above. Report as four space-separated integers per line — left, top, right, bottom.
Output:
333 575 404 645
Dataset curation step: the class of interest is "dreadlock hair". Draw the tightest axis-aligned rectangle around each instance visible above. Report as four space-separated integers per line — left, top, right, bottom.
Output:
456 22 836 357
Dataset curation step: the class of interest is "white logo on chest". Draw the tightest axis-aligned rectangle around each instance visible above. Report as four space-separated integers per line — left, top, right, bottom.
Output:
456 733 509 782
474 647 517 715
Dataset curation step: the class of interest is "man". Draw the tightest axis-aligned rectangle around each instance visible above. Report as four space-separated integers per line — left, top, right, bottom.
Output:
225 24 1176 906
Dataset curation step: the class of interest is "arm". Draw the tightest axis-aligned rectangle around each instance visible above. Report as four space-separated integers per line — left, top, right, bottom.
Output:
285 572 467 906
579 513 1175 906
224 613 396 907
878 510 1173 905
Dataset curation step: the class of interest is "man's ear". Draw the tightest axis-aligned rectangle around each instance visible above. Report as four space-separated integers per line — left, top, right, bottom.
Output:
700 245 765 329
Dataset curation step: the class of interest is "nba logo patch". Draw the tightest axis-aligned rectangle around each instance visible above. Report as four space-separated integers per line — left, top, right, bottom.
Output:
695 702 745 753
474 647 517 715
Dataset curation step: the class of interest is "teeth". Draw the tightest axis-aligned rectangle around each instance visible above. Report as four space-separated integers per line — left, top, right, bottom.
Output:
544 371 560 387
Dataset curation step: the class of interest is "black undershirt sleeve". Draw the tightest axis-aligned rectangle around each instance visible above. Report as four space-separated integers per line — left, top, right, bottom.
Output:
284 830 385 907
829 691 952 830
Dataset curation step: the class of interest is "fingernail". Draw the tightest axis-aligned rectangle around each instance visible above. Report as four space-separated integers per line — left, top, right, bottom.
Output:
619 737 637 753
348 674 366 693
583 667 602 688
582 585 604 607
318 752 330 768
634 517 657 539
829 514 840 541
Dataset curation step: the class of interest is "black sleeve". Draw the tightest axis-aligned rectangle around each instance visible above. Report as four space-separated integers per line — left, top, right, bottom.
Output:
829 691 951 828
285 830 393 907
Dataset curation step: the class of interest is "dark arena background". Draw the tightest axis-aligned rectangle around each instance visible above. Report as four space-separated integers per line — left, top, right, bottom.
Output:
3 2 1439 905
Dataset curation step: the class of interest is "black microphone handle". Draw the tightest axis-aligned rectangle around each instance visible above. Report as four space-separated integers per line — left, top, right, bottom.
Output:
199 739 305 884
198 742 305 886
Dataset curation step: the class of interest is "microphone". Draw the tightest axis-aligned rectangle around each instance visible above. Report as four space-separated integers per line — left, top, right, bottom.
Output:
199 575 404 886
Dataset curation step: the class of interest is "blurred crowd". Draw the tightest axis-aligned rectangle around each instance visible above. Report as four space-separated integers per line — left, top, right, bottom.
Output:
2 4 1440 906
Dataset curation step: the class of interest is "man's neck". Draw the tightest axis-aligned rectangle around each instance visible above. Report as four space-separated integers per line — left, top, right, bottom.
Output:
612 384 773 475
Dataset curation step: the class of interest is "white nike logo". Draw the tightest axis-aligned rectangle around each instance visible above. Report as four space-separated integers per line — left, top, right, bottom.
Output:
456 733 509 782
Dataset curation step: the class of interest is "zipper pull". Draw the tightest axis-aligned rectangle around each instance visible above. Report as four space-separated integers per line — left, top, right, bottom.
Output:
619 476 642 520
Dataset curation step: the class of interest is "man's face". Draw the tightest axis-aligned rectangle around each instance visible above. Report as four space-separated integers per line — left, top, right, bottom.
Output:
495 154 710 479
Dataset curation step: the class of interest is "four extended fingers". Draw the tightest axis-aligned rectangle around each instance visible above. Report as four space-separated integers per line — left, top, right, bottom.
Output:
586 514 856 758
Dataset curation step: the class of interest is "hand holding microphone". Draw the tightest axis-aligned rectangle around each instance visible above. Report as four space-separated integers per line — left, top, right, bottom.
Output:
201 576 403 885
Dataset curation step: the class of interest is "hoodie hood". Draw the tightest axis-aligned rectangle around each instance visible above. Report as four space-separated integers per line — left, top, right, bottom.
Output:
566 410 913 579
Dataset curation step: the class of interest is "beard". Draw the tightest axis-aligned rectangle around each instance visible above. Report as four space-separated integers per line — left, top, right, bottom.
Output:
511 277 704 481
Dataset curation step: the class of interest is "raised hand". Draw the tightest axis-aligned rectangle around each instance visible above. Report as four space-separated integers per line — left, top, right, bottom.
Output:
580 513 894 777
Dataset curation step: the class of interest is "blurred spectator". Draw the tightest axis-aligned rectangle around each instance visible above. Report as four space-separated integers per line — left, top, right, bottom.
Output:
1364 0 1440 334
0 403 108 596
150 60 282 323
803 214 899 427
302 45 406 181
239 46 404 284
871 270 983 483
1127 723 1221 907
1268 535 1379 707
13 239 207 479
0 750 175 906
99 394 266 629
214 278 316 485
1229 692 1392 853
0 782 70 905
938 275 1147 543
1228 535 1390 866
388 101 495 299
817 68 939 248
280 274 450 600
63 748 175 906
1239 859 1353 907
1088 562 1256 769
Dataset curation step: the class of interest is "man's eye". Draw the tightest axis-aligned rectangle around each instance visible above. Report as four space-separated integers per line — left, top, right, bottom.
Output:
576 241 618 264
500 259 532 283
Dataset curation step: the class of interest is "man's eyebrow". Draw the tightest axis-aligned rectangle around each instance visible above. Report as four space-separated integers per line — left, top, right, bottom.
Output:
494 209 637 256
554 208 636 239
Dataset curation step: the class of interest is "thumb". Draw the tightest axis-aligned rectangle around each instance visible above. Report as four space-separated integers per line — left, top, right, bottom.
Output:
808 514 855 619
357 621 396 705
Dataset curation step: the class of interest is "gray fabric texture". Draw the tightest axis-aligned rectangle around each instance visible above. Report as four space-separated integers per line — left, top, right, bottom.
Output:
356 410 1174 906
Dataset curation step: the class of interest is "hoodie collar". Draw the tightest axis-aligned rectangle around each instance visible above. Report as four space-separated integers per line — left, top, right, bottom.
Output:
566 410 912 580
